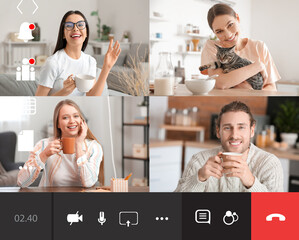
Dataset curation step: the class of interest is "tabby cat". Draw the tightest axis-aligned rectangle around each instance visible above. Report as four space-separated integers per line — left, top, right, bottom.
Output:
215 45 264 90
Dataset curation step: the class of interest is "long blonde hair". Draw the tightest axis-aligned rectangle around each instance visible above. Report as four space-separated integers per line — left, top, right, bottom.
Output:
53 99 104 185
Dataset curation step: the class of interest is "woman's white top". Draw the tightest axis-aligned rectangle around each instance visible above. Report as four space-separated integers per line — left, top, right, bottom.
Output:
38 49 97 96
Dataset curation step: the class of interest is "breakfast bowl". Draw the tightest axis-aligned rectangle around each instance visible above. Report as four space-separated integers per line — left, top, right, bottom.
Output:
74 74 95 92
185 78 216 95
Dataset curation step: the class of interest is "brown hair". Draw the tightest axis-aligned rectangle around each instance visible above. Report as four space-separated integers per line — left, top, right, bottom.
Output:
53 99 104 185
207 3 237 30
216 101 256 128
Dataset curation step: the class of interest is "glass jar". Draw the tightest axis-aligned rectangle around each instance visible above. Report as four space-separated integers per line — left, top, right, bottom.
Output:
170 108 176 125
186 24 193 33
164 109 172 125
256 130 267 148
154 52 175 96
190 107 199 126
265 125 276 147
192 26 200 34
182 109 191 126
176 109 183 126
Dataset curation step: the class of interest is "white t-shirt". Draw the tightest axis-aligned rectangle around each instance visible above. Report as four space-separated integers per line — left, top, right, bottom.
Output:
38 49 97 96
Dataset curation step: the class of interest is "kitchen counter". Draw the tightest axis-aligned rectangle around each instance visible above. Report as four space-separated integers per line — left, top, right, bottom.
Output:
166 84 298 96
185 141 299 161
150 140 184 148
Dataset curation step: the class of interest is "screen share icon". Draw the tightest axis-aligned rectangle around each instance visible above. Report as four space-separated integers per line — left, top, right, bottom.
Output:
119 211 138 227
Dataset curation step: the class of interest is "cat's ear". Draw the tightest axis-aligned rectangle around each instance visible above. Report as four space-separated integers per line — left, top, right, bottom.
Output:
229 45 236 51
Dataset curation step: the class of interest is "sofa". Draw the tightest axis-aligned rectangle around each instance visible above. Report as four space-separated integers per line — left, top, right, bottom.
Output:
94 43 149 94
0 132 23 187
0 68 126 96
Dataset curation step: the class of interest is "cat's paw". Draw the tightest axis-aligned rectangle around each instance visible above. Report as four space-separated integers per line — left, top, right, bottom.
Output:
223 69 230 73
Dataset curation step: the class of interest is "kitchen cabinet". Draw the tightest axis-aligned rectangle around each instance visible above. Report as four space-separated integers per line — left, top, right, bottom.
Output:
150 141 183 192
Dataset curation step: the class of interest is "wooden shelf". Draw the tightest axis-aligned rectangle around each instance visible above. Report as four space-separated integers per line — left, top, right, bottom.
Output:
124 123 149 126
160 124 205 132
124 156 149 161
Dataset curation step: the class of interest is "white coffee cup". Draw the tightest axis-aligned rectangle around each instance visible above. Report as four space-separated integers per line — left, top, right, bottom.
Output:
74 74 95 92
221 152 243 170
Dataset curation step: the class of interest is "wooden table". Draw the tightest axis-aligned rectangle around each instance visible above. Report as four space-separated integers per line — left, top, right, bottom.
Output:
172 84 298 96
0 186 149 192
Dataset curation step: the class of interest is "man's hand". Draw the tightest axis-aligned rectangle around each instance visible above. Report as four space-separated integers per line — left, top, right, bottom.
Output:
198 152 223 182
222 155 255 188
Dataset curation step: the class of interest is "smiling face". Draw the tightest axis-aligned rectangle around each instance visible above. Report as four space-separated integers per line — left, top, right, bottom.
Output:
216 111 255 154
212 14 240 48
57 104 82 138
64 14 87 49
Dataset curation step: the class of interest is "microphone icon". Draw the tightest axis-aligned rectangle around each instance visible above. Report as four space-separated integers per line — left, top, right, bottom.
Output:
98 211 106 225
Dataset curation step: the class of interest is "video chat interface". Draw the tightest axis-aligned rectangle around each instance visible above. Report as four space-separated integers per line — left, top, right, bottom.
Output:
1 0 299 240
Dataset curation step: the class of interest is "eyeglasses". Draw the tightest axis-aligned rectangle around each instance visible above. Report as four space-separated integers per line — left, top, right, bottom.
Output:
64 21 86 31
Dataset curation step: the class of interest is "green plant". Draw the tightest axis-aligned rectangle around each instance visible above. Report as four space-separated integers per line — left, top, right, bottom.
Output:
91 11 101 39
101 24 111 41
274 101 299 133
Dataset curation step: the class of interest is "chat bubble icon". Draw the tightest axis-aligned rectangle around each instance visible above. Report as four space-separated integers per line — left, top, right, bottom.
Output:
195 209 211 224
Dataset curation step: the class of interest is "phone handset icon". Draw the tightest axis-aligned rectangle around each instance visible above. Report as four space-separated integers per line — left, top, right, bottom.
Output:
266 213 286 222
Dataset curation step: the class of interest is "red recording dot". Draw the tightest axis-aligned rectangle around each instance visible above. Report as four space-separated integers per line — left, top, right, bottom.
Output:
29 24 35 30
29 58 35 65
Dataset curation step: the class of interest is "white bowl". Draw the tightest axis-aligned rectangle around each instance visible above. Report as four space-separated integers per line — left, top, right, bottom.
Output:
75 74 95 92
185 79 216 95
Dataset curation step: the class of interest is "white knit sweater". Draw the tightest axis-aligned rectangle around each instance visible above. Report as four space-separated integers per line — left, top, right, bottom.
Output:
175 143 284 192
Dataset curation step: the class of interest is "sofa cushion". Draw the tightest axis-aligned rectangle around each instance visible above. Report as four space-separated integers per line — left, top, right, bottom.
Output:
0 74 37 96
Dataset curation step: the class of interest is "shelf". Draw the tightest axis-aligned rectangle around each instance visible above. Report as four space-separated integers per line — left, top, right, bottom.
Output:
4 41 48 45
176 51 202 56
150 16 168 22
4 65 43 68
150 38 167 42
123 123 149 126
124 156 149 161
160 124 205 132
180 33 210 38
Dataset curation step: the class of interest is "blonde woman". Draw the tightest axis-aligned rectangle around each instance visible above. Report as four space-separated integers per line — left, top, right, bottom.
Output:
17 99 103 187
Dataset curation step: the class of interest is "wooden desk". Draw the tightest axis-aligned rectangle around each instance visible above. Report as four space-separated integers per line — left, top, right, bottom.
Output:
0 186 149 193
173 84 298 96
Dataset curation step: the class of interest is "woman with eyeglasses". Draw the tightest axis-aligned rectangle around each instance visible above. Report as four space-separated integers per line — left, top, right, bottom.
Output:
36 10 121 96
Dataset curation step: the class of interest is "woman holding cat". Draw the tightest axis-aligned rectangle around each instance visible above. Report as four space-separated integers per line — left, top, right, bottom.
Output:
201 4 280 90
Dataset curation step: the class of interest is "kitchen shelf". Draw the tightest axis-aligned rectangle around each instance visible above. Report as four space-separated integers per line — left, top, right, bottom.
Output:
150 16 168 22
122 97 149 184
124 156 149 161
124 123 150 126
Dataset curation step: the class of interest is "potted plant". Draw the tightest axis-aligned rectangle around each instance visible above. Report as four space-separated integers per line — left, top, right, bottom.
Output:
91 10 101 41
138 99 149 117
101 24 111 41
122 31 129 43
274 100 299 147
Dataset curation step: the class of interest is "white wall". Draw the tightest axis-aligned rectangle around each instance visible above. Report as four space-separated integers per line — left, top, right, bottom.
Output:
251 0 299 81
149 96 168 139
97 0 149 43
0 96 146 185
150 0 252 80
